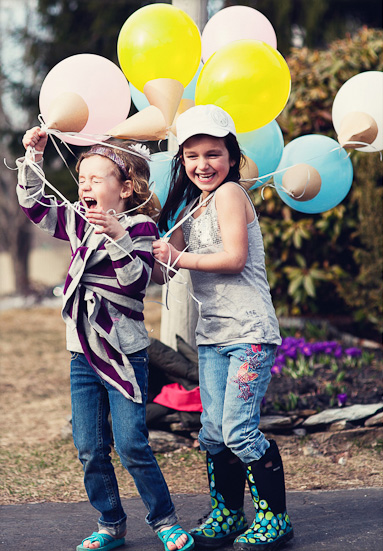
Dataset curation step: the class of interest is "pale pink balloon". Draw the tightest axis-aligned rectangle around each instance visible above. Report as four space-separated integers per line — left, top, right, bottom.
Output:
39 54 131 145
202 6 277 63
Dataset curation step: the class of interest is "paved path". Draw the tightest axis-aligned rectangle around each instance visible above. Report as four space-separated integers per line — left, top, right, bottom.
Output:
1 488 382 550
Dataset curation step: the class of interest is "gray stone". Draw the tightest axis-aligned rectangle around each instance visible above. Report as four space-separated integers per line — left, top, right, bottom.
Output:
365 411 383 427
293 428 307 437
302 444 322 456
329 420 354 431
149 429 193 453
302 403 383 427
259 415 294 430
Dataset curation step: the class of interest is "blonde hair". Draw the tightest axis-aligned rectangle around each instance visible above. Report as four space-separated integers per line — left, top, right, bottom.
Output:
76 139 157 218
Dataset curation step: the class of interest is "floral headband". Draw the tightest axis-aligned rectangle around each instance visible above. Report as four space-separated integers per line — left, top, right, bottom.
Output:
89 143 151 180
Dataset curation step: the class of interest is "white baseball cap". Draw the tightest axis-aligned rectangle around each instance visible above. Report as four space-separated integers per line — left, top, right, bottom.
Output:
176 104 237 145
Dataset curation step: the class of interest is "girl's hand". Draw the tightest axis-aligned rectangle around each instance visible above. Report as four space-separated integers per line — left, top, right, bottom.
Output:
85 208 126 240
152 239 181 267
22 127 48 160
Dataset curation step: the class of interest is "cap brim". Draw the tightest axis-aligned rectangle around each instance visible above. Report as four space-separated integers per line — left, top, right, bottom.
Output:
178 127 230 145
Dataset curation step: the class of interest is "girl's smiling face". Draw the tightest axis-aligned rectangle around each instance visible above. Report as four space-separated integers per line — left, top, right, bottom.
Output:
78 155 131 214
182 135 235 196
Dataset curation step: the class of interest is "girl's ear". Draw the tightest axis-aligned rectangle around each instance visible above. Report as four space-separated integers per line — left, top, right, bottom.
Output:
230 158 236 167
121 180 133 199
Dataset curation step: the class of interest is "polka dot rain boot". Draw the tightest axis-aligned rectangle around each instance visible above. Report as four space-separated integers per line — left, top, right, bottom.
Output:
190 448 248 548
234 440 294 551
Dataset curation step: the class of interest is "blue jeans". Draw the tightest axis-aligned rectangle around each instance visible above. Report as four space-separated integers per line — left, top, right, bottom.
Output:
198 343 276 463
70 351 177 535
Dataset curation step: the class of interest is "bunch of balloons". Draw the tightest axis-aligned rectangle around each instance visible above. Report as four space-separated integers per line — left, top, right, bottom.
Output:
36 3 382 215
273 70 382 213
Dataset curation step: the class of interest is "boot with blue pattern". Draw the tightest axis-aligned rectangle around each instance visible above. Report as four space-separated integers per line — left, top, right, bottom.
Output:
190 448 248 548
234 440 294 551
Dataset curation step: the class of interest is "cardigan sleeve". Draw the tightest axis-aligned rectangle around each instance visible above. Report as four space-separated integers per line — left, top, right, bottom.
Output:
105 218 159 295
16 157 71 242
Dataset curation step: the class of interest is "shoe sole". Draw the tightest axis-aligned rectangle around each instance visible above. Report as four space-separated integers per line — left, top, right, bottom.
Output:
233 528 294 551
192 527 248 549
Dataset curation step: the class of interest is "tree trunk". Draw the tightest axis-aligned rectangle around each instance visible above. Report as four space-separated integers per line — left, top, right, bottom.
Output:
11 212 32 294
0 86 32 295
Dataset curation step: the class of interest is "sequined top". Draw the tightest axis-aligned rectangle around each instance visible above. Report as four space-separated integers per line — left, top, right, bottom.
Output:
182 184 281 346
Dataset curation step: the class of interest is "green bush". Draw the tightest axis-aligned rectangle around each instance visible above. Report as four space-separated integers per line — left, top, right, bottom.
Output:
251 28 383 338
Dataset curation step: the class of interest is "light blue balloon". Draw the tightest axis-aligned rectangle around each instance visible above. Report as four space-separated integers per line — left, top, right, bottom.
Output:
273 134 353 214
237 121 284 189
149 151 174 207
130 63 203 111
129 83 150 111
149 151 185 236
183 62 202 100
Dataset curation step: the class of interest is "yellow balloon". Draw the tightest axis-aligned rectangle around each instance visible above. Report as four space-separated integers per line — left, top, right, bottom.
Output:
117 4 201 92
195 39 291 133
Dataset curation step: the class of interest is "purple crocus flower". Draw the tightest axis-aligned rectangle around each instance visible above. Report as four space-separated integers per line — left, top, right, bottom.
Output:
323 341 339 354
337 393 348 407
284 348 297 359
344 347 362 357
301 343 314 357
271 364 283 374
310 342 326 354
333 345 343 358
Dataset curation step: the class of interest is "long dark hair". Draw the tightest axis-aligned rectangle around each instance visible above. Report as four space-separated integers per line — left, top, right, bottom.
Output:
158 133 245 233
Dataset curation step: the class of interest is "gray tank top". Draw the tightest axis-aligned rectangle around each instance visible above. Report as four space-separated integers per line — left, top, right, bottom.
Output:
182 184 281 347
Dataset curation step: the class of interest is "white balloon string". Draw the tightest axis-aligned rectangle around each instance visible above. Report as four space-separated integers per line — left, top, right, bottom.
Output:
39 115 154 161
158 259 203 316
260 168 312 201
338 140 382 160
153 195 212 314
38 119 81 188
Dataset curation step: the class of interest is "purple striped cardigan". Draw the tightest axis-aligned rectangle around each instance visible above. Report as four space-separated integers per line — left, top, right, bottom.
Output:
16 158 159 403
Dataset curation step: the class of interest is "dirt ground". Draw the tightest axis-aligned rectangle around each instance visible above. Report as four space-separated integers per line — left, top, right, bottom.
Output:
0 301 382 505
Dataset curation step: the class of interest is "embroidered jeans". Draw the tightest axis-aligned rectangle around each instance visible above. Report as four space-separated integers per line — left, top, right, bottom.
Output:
70 351 177 535
198 343 277 463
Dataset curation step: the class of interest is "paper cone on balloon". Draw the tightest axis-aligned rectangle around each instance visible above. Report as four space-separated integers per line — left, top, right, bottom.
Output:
143 78 184 127
106 106 168 141
337 111 378 149
46 92 89 132
169 99 195 136
240 156 259 190
282 163 321 201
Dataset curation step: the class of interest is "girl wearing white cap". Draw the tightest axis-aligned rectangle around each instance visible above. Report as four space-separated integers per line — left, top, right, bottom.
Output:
152 105 293 551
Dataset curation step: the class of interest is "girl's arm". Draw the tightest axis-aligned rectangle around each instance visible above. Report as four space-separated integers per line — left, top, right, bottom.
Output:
17 127 72 242
152 183 249 275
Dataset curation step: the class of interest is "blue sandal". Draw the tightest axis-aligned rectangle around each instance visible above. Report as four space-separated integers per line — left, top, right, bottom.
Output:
158 524 194 550
76 531 125 551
